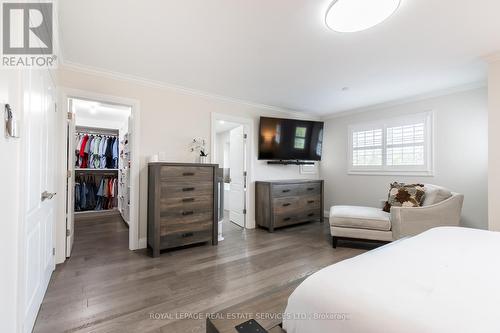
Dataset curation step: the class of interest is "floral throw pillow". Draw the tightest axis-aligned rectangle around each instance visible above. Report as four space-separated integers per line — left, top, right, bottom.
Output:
382 182 426 213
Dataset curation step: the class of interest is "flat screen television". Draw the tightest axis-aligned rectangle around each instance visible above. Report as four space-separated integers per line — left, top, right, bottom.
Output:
258 117 324 161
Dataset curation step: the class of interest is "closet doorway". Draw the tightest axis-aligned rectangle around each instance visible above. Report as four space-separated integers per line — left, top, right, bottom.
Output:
65 97 135 257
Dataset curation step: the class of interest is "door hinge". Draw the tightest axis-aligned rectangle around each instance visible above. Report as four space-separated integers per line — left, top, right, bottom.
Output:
243 171 247 177
243 209 247 214
243 133 247 139
66 229 70 237
52 248 55 256
67 111 73 120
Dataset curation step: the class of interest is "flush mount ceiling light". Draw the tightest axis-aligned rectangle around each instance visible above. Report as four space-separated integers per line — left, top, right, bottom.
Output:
325 0 401 33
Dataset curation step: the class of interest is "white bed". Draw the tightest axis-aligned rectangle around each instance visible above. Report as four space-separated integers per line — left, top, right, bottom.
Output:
283 227 500 333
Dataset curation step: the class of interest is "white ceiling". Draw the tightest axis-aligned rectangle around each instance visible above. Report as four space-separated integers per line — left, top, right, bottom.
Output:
72 99 131 124
215 120 242 133
59 0 499 115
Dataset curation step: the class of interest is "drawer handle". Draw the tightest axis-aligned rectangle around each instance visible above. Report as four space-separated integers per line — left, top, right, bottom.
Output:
283 217 291 221
307 187 315 191
282 189 291 193
282 203 291 207
307 200 315 204
182 211 194 216
182 187 195 192
307 213 315 217
183 172 195 176
181 232 194 238
182 198 195 202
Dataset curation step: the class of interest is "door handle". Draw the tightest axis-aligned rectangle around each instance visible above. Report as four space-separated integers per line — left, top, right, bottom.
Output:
41 191 56 201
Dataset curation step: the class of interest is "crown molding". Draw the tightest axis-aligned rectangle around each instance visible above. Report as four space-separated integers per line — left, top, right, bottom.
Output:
59 61 486 121
321 80 487 120
59 61 317 119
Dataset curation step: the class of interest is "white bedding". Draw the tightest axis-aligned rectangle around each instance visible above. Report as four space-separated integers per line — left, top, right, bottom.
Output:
283 227 500 333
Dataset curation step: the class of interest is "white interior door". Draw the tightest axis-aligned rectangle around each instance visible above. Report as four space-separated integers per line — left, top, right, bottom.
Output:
229 126 246 227
66 100 76 257
21 69 56 333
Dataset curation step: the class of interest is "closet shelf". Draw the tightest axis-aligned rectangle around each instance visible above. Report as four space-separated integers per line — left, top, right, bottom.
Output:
75 168 119 172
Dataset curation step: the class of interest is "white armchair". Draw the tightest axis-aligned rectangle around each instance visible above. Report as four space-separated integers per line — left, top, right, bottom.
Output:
329 184 464 248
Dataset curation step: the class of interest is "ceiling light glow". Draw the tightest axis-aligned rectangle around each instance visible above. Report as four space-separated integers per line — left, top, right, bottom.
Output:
325 0 401 33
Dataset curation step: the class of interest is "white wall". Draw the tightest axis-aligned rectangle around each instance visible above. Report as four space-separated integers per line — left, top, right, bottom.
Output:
488 56 500 231
321 88 488 229
57 65 319 241
0 69 22 333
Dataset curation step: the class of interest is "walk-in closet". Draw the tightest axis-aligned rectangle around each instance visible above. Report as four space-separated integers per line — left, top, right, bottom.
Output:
66 98 132 256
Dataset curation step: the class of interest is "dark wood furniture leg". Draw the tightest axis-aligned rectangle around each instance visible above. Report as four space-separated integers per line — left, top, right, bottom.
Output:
332 236 338 249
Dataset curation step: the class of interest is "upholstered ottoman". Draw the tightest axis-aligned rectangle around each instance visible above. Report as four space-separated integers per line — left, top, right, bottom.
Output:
329 206 393 248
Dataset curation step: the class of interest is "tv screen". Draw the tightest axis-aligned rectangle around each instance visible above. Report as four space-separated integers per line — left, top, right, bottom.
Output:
258 117 324 161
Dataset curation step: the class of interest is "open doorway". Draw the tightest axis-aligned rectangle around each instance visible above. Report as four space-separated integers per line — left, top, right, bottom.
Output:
66 98 132 257
212 114 252 240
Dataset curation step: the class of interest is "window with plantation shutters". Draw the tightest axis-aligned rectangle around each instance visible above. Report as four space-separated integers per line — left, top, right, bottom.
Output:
348 112 433 175
352 128 383 167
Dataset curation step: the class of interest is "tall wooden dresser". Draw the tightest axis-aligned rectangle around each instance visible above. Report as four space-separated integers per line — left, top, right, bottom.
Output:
255 179 324 232
147 162 218 257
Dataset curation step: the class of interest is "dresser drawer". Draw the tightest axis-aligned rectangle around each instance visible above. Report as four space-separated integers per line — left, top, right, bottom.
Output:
159 229 212 248
271 182 321 198
161 181 213 199
274 208 322 228
160 166 213 182
160 215 212 234
299 195 321 210
160 206 212 226
300 209 321 221
273 194 321 214
161 190 213 210
274 214 302 228
272 197 300 214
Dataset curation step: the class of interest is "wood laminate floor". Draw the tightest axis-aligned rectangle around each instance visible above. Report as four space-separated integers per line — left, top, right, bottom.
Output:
33 215 375 333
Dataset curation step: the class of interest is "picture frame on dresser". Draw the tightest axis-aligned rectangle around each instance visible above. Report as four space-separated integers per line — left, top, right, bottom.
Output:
147 162 219 257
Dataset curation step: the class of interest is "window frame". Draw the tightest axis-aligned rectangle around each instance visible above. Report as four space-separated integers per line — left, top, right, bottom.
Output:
347 112 434 176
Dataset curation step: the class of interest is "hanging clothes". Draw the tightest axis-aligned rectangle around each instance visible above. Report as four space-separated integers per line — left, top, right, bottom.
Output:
79 134 89 168
105 137 114 168
75 175 118 211
112 137 119 168
75 132 119 169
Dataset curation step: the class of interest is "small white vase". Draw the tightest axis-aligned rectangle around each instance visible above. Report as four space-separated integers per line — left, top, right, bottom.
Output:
200 156 208 164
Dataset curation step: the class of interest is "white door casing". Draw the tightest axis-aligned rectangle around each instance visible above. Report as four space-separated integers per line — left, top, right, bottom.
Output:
66 100 76 257
21 69 57 333
56 88 141 260
229 126 246 227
